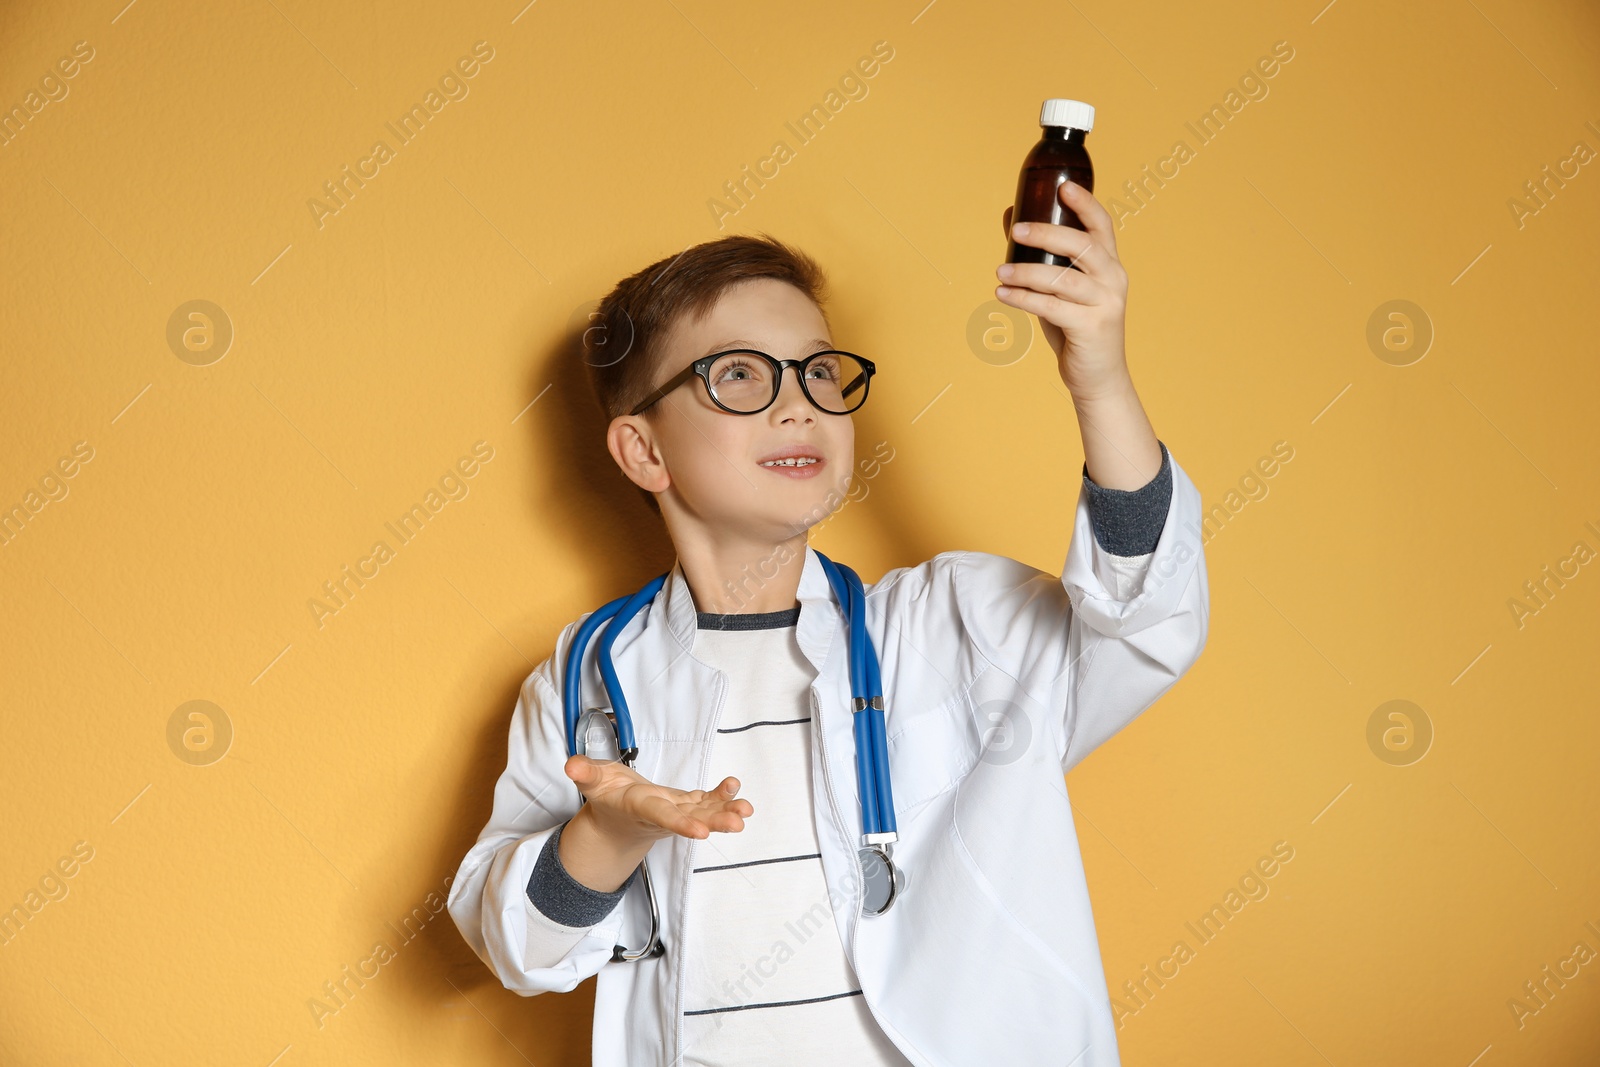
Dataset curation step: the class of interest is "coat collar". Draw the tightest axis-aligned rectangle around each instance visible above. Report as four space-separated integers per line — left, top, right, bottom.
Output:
656 541 845 680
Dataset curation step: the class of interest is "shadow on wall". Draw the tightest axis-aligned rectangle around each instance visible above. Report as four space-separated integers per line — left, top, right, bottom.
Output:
428 314 673 1061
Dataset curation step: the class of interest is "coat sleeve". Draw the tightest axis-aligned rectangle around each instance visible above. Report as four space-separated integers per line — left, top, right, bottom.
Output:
446 618 631 994
952 444 1210 774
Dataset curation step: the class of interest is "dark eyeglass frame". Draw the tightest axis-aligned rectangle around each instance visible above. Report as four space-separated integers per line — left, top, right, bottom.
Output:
628 348 877 417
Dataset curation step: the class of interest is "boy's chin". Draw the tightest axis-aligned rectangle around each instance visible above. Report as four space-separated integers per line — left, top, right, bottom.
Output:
780 487 849 530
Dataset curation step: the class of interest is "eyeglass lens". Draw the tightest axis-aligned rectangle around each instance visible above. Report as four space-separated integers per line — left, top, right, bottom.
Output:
708 352 869 414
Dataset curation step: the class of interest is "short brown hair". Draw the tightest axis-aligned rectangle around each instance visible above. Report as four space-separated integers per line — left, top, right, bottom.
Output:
581 232 832 515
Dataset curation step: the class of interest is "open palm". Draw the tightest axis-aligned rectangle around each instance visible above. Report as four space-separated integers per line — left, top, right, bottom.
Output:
564 754 754 843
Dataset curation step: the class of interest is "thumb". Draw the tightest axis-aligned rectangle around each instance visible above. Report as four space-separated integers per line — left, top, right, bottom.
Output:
565 754 594 785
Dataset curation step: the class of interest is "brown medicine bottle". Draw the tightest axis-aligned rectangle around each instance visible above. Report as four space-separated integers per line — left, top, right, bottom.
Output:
1004 99 1095 270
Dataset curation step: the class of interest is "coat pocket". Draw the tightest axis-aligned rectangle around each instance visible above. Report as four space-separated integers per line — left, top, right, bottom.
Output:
883 669 988 817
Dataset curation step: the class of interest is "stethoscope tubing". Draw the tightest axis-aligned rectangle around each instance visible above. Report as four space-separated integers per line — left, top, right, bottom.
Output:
848 562 894 833
595 573 666 754
817 553 896 839
562 554 898 843
564 592 627 757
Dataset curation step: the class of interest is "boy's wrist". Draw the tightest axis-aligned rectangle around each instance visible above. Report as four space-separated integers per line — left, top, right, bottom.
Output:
528 814 641 927
560 805 652 892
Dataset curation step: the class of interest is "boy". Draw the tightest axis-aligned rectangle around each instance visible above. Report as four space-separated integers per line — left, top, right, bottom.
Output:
448 182 1209 1065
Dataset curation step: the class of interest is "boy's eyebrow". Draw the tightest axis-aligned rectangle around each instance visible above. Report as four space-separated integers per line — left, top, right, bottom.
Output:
703 338 835 357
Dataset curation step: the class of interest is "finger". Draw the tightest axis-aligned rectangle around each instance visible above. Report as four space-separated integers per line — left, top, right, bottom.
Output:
642 794 709 838
684 794 753 830
714 799 754 830
1009 218 1114 282
1001 204 1012 238
717 797 754 818
720 776 741 797
1058 180 1121 262
997 261 1103 307
994 284 1095 332
689 794 753 820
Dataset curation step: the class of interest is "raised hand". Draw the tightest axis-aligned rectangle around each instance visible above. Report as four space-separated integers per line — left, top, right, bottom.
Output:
997 183 1130 404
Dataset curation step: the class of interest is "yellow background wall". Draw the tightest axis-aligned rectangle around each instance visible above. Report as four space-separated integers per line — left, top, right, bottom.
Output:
3 0 1598 1063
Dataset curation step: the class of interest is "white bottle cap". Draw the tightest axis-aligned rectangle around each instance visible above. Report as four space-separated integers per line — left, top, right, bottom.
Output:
1040 99 1095 131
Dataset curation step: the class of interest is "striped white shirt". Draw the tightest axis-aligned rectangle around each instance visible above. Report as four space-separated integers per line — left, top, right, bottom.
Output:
678 605 911 1066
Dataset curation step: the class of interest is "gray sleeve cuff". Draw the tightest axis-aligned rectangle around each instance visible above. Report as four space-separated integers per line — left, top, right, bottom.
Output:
1081 440 1173 556
525 816 640 928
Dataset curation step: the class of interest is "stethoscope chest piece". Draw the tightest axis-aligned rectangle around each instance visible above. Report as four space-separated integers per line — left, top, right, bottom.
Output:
859 845 904 915
575 706 621 762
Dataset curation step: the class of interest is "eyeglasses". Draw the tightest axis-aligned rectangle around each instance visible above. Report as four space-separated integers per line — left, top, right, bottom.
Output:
628 348 876 417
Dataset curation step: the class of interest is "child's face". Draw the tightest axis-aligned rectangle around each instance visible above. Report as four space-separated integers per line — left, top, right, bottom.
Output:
613 277 856 542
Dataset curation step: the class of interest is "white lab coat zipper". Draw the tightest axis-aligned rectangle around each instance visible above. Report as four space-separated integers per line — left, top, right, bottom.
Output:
809 685 866 969
673 669 730 1067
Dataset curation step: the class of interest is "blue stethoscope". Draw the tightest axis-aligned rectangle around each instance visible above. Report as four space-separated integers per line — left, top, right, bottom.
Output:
563 549 903 963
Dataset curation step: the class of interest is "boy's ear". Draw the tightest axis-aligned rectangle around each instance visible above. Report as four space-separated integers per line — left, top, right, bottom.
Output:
607 415 670 496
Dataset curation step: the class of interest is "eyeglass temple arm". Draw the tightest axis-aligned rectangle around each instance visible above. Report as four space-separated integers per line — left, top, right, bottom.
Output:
629 363 699 416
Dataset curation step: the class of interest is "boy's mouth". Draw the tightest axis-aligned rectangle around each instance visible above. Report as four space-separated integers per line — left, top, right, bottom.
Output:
757 446 826 478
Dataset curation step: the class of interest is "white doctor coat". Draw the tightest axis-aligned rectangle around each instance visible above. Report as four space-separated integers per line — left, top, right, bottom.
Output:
448 449 1210 1066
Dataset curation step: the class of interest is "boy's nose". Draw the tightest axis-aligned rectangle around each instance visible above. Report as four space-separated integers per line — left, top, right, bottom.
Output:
772 365 816 415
